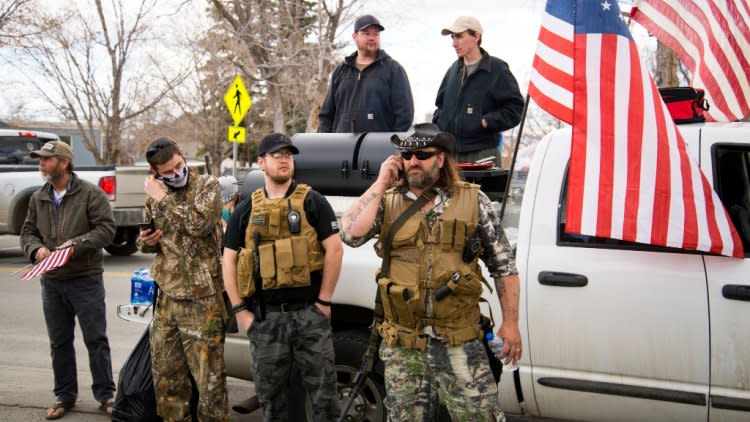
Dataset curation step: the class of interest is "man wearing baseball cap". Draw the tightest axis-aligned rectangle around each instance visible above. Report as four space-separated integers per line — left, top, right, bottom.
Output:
434 16 525 164
318 14 414 133
21 140 117 419
222 133 343 420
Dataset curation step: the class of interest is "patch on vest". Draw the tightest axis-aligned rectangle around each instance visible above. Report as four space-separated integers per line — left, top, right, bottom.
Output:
252 213 267 226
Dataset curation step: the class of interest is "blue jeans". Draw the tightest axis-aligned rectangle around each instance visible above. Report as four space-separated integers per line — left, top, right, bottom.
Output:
41 274 115 404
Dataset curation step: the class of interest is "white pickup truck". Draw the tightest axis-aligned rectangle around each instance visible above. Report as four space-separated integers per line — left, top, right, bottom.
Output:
119 123 750 421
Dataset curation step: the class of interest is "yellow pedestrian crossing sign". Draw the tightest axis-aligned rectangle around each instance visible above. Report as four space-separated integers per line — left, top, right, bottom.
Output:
228 125 246 143
224 75 252 125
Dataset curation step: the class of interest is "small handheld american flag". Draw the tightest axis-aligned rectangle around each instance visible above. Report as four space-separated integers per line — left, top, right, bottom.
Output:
21 245 75 281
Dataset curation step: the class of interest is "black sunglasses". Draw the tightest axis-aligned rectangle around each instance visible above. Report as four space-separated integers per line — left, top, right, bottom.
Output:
146 139 176 158
401 150 439 160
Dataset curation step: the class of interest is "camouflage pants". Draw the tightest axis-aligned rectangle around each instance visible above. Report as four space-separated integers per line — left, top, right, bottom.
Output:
248 304 340 422
379 338 505 422
151 294 229 422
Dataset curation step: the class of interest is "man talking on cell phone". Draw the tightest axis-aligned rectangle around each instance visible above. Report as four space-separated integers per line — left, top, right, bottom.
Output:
137 137 229 421
340 123 521 421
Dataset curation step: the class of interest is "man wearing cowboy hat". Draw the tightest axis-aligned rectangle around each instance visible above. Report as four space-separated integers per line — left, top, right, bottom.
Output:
340 123 521 421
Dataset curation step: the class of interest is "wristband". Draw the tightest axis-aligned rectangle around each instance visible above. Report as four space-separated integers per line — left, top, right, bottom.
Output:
315 298 332 307
231 302 249 315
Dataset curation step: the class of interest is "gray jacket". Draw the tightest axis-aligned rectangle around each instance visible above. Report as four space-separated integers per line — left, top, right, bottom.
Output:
20 172 115 280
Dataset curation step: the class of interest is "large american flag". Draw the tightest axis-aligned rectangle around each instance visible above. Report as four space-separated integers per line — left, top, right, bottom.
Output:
529 0 744 258
21 245 75 280
632 0 750 122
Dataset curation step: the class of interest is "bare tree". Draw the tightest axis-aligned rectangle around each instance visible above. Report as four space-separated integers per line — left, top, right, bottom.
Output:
5 0 188 164
209 0 358 134
0 0 34 45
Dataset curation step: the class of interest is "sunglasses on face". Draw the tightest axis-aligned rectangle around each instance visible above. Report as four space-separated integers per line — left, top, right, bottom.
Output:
146 139 176 159
400 150 439 161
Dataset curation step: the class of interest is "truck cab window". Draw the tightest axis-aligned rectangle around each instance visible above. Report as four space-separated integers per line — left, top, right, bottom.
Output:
713 145 750 257
557 165 685 254
0 136 44 164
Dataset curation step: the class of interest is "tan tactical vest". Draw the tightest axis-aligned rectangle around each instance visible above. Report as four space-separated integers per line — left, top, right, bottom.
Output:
375 182 485 350
236 184 324 297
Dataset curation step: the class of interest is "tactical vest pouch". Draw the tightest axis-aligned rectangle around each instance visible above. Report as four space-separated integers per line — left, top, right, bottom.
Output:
259 243 277 289
236 248 256 298
377 277 419 328
274 238 294 287
391 218 420 249
290 236 311 286
431 272 481 323
267 209 281 237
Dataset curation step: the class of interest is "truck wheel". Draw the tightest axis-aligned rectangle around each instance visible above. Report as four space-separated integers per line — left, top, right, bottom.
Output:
105 227 138 256
288 329 387 422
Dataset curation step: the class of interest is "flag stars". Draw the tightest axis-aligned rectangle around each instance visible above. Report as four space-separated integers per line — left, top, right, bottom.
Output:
601 0 611 11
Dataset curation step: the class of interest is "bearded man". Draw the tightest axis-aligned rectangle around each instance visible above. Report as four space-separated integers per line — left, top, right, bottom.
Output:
222 133 344 420
318 14 414 133
20 140 116 419
340 123 521 421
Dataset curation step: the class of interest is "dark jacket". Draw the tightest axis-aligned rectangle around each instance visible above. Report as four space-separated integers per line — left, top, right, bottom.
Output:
20 172 115 280
433 48 524 153
318 49 414 133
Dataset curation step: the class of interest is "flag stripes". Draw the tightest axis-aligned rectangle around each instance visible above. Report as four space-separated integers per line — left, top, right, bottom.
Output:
632 0 750 122
530 0 743 258
21 246 74 281
529 5 575 124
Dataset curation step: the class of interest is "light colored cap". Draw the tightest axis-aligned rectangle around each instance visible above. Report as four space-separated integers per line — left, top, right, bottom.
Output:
441 16 483 36
218 175 239 203
30 140 73 160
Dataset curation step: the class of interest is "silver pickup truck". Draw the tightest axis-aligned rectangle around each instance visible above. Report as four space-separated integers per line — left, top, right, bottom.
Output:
0 129 115 235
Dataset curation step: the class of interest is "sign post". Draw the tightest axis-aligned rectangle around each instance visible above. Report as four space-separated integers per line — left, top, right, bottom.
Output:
224 75 252 177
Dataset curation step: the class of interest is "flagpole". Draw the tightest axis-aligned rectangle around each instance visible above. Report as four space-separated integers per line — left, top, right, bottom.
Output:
500 94 530 221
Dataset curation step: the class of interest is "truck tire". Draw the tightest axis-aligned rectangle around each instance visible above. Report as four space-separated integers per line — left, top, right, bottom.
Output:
105 227 138 256
288 329 387 422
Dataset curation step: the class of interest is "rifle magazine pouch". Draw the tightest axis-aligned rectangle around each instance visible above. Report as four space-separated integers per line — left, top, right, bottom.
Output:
259 243 277 289
290 236 311 286
274 238 293 288
236 248 256 298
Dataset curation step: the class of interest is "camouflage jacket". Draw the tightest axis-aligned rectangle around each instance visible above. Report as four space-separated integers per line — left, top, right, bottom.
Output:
137 169 224 299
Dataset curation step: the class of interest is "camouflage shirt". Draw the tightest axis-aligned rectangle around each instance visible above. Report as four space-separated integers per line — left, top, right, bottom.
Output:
341 186 517 279
137 168 224 299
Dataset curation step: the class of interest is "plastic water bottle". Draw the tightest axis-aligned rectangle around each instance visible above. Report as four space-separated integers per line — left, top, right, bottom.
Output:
130 268 155 305
485 332 518 371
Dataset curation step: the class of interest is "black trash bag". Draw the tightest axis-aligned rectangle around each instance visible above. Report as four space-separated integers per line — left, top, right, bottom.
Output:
112 328 162 422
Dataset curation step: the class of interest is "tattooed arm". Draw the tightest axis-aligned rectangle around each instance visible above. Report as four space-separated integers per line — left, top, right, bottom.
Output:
477 191 522 365
340 154 403 246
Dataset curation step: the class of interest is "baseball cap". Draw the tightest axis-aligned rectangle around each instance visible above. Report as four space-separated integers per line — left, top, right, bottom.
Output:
218 175 239 203
257 133 300 157
30 140 74 160
354 14 384 33
390 123 455 155
441 16 483 36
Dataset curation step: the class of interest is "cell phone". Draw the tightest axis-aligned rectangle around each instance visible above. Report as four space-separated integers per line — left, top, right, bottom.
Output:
138 219 156 232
